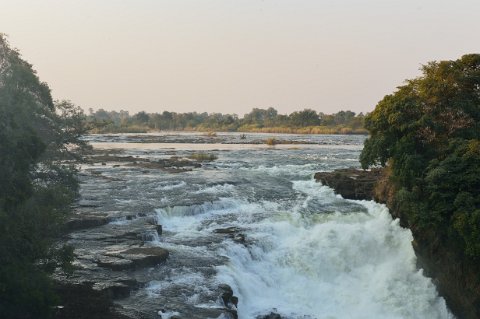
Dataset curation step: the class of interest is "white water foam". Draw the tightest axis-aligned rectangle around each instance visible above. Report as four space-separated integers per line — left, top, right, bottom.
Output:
213 181 453 319
156 181 187 191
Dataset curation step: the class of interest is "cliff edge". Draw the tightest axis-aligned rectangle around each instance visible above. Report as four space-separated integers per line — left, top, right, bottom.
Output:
315 168 480 319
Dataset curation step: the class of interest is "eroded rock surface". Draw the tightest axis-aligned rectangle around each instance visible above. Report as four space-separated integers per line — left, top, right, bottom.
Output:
314 168 382 200
54 151 242 319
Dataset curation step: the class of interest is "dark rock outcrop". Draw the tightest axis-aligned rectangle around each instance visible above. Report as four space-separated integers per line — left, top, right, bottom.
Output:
54 278 139 319
256 313 282 319
54 204 169 319
66 215 109 231
314 168 382 200
214 227 247 244
116 247 169 269
412 234 480 319
218 284 239 319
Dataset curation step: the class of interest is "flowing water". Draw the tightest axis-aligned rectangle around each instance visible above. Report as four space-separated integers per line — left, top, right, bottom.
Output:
82 132 453 319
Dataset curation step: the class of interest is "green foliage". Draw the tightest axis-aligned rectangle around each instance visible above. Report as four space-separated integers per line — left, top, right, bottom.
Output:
0 35 84 318
361 54 480 259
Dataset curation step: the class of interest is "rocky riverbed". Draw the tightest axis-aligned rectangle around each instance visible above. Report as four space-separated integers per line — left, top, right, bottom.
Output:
54 133 453 319
54 150 240 319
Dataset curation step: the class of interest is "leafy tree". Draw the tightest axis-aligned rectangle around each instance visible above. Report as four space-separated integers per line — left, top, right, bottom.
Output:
288 109 320 127
361 54 480 259
243 107 278 127
133 111 150 125
0 34 86 318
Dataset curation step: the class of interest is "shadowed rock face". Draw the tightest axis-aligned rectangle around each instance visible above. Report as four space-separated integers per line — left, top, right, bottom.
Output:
314 168 382 200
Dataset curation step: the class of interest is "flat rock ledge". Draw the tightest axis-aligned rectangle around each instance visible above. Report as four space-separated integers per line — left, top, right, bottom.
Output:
97 247 169 271
314 168 382 200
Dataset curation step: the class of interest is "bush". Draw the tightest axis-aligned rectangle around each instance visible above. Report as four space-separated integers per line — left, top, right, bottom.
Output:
265 138 277 145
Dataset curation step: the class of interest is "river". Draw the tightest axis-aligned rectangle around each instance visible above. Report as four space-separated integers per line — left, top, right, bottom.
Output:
79 132 453 319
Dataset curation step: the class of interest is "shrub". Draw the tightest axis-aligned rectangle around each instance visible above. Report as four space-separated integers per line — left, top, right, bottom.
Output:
265 138 277 145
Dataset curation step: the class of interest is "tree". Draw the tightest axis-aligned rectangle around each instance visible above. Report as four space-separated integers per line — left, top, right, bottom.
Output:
288 109 320 127
133 111 150 125
0 34 85 318
243 107 278 127
360 54 480 258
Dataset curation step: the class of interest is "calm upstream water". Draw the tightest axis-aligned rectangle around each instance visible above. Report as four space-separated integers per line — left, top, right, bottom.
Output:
82 132 452 319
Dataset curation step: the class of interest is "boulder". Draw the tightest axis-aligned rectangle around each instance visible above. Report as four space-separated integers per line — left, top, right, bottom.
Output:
218 284 239 319
257 313 282 319
314 168 382 200
53 279 138 319
214 227 247 245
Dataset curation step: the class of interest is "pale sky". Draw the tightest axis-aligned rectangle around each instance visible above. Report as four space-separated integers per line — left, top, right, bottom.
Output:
2 0 479 115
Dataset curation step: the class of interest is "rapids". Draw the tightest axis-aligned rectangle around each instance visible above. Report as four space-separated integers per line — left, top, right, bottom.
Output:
82 132 453 319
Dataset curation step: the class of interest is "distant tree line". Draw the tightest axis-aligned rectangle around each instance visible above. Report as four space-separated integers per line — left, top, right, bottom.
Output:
0 35 88 318
87 107 367 134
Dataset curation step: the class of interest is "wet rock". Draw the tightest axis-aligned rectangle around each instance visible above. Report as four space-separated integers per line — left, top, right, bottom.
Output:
94 246 169 271
66 216 109 231
92 155 138 163
93 280 138 299
214 227 240 234
127 157 202 171
214 227 247 245
314 168 382 200
111 247 169 269
156 224 163 235
96 256 134 271
77 199 101 208
232 234 246 244
53 279 137 319
257 312 282 319
218 284 239 319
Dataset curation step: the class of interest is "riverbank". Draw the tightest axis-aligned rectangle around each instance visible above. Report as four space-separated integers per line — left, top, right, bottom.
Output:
89 127 368 135
314 168 480 319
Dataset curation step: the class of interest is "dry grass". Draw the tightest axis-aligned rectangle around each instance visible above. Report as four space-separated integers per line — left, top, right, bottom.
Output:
265 138 277 146
204 131 217 137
